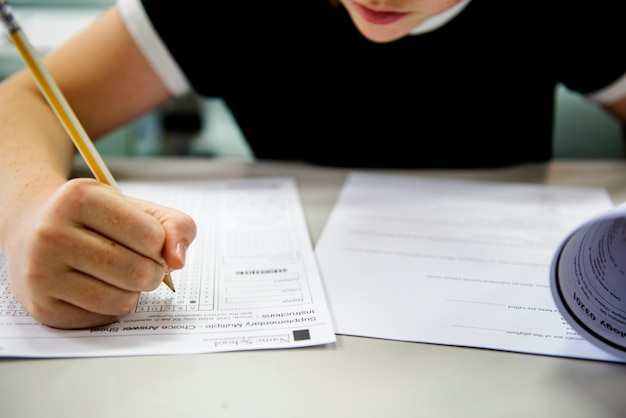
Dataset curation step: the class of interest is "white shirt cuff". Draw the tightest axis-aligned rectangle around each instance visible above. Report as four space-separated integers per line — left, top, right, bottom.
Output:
117 0 191 96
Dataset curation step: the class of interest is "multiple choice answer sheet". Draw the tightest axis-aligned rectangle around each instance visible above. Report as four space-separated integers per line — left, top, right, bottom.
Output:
315 172 625 362
0 178 335 357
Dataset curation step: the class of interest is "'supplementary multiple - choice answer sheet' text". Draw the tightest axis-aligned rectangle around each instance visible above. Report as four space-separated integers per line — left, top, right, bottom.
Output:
0 178 336 357
315 172 626 362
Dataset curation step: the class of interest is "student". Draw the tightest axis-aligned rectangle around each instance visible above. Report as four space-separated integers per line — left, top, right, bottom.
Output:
0 0 625 329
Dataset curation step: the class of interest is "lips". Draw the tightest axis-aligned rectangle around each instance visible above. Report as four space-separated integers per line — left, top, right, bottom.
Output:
352 2 409 25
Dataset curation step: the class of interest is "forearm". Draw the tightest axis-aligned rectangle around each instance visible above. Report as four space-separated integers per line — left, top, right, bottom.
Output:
0 70 76 248
604 95 626 124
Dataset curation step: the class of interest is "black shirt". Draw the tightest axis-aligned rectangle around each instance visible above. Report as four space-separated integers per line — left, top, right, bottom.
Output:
139 0 626 168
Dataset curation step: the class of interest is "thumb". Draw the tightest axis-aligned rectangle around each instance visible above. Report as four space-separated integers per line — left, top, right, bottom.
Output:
130 197 197 270
160 210 197 270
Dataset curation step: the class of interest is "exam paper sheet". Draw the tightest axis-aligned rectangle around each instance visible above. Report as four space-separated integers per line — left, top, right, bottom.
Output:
0 178 336 357
315 172 625 362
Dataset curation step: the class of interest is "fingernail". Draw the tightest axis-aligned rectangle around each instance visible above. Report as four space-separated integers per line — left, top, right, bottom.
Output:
176 242 187 266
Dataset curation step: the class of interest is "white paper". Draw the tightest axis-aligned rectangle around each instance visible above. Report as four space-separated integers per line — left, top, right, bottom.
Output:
316 172 625 362
0 178 336 357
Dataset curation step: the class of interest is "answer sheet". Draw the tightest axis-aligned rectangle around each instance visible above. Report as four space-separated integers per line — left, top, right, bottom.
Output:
0 178 335 357
315 172 625 362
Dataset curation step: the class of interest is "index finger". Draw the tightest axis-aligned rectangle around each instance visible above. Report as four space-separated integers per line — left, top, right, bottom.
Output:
62 179 167 265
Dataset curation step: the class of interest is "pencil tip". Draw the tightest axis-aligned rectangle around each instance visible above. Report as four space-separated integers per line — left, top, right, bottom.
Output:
163 272 175 292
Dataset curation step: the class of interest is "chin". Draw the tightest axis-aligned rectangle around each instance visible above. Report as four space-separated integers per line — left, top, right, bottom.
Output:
354 23 410 43
359 29 409 43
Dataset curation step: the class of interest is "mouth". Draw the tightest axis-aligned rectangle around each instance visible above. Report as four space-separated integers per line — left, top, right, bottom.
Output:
351 2 409 25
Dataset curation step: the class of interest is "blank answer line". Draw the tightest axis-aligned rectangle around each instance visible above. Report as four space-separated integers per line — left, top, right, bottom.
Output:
451 325 505 332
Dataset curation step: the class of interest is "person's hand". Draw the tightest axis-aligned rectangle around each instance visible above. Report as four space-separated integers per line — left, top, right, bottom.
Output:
3 178 197 329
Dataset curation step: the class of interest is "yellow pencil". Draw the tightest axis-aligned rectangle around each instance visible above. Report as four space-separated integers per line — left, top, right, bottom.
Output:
0 0 175 292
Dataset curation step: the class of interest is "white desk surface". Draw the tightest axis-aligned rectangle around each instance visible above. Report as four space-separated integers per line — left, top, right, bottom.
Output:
2 158 626 418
